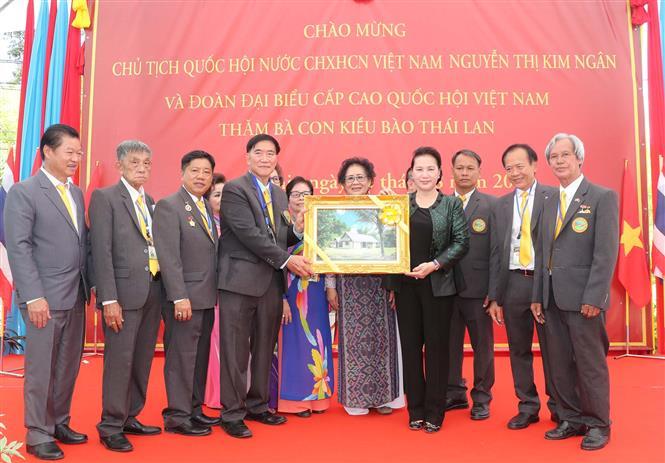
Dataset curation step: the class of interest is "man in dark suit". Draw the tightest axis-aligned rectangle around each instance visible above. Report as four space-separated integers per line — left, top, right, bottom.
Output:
446 149 497 420
487 144 557 430
4 124 92 460
90 141 163 452
218 134 312 438
531 133 618 450
153 150 219 436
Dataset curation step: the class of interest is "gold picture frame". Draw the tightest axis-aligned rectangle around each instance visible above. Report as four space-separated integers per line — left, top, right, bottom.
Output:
303 195 410 274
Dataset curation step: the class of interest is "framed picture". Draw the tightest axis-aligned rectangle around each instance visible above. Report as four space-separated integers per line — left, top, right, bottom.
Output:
303 195 410 274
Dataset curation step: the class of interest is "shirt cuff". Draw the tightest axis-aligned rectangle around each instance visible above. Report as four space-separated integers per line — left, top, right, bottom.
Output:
280 256 291 269
174 298 187 304
102 300 118 306
324 274 336 289
26 297 45 305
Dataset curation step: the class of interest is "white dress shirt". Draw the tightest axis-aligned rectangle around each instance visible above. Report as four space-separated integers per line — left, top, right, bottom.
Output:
558 174 585 213
509 181 537 270
41 167 78 233
454 189 475 210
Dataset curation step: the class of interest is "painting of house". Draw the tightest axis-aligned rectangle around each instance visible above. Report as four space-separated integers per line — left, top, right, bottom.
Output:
333 231 380 249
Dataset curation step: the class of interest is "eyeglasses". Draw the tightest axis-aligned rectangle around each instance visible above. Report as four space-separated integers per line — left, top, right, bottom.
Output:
269 176 282 185
289 191 312 199
344 175 367 184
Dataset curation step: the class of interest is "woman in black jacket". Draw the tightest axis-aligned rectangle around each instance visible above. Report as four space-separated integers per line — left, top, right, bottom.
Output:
385 146 469 433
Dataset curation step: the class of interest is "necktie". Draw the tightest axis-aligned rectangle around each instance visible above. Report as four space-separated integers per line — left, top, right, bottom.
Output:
518 190 532 267
196 200 213 239
56 184 76 225
458 194 467 209
136 196 159 275
555 191 567 238
262 188 275 229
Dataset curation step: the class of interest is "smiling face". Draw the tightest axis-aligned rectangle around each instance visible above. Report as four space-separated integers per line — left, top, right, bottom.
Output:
452 153 480 192
42 135 82 182
412 154 440 192
342 163 372 195
503 147 536 191
247 140 278 183
208 182 224 216
548 138 582 186
182 157 213 198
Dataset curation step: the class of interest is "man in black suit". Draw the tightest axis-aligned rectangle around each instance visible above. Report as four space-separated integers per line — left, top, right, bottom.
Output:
153 150 219 437
488 144 557 430
531 133 619 450
90 141 163 452
217 134 312 438
446 149 497 421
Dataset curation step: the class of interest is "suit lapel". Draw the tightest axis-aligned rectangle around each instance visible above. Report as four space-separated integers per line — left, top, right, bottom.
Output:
245 173 276 233
502 194 514 258
180 187 214 243
38 171 79 238
531 184 549 233
558 178 589 236
119 181 144 236
72 186 85 234
464 192 479 220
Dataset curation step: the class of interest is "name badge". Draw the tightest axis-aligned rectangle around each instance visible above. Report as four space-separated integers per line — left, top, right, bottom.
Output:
512 246 520 263
148 245 158 259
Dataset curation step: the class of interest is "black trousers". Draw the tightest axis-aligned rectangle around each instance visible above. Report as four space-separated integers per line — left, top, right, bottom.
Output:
447 296 495 405
395 279 454 426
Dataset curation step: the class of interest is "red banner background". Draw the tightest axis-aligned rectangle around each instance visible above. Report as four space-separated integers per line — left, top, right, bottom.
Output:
82 1 651 349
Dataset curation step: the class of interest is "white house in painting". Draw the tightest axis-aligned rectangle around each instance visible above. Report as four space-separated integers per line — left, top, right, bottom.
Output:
332 231 380 249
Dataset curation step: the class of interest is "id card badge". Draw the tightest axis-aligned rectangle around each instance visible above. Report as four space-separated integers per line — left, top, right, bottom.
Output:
148 245 158 260
512 246 520 264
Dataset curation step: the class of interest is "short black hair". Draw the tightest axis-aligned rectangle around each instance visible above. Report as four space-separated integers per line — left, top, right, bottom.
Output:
501 143 538 167
452 149 482 167
246 134 280 154
40 124 79 160
181 150 215 171
286 176 314 197
337 157 376 185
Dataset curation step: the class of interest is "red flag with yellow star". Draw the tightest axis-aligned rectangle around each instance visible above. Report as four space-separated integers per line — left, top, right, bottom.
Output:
617 160 651 307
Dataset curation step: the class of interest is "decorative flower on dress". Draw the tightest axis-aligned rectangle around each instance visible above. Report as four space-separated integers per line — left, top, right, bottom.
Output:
379 205 401 226
304 330 332 400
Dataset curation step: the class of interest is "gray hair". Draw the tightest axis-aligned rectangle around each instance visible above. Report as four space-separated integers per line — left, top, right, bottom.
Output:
544 133 585 164
116 140 152 161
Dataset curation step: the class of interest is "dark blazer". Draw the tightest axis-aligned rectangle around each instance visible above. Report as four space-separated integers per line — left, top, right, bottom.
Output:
89 180 158 310
4 170 91 309
491 182 556 307
153 187 218 310
532 177 619 311
218 173 298 297
455 190 497 299
384 192 469 297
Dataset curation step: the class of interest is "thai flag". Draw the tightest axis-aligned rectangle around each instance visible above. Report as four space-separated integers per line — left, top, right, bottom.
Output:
655 164 665 278
0 160 15 318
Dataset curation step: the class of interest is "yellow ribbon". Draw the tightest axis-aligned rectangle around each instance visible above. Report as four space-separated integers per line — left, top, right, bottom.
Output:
303 233 341 273
72 0 91 29
368 195 409 235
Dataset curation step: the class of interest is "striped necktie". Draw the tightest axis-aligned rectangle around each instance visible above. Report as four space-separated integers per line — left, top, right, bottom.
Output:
196 200 213 239
262 188 275 228
136 195 159 275
555 191 567 238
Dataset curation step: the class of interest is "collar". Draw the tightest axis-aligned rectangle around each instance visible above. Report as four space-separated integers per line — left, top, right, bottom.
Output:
559 174 584 197
454 188 475 198
121 176 145 203
250 172 271 194
41 167 73 189
515 180 537 197
182 186 203 203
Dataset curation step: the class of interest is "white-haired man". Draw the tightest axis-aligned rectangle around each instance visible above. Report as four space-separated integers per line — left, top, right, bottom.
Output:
531 133 619 451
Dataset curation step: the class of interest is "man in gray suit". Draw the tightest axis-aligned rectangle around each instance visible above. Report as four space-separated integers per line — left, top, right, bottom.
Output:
89 141 163 452
218 134 312 439
4 124 92 460
531 133 618 450
153 150 218 436
446 149 497 421
487 144 557 430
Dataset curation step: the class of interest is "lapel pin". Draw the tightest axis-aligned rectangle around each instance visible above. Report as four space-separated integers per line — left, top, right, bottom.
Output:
185 203 192 212
187 215 196 227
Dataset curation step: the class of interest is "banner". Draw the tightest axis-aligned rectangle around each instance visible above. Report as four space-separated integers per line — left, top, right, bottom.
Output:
84 1 648 348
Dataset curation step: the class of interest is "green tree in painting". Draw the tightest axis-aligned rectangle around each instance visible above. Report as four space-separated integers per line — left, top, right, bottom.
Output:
317 211 346 247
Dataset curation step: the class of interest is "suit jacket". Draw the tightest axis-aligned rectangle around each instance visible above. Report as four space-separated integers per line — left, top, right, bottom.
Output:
4 170 91 309
90 180 159 310
383 192 469 297
491 182 556 307
153 187 218 310
218 172 298 297
532 177 619 311
455 190 497 299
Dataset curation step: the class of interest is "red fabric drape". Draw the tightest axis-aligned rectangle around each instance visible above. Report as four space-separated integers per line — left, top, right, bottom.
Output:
40 0 57 132
15 0 35 181
60 6 83 131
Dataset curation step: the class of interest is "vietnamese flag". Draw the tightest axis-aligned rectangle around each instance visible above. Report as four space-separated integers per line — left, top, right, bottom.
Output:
617 160 651 307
